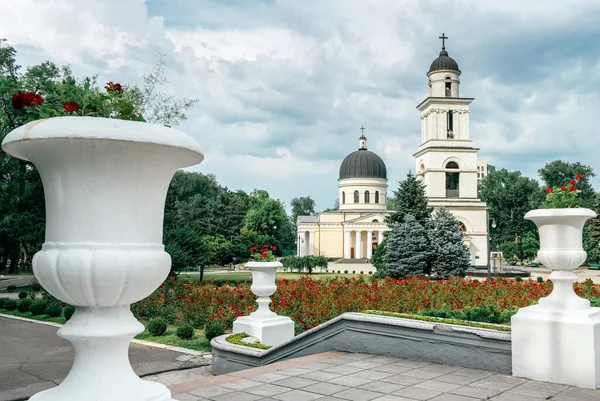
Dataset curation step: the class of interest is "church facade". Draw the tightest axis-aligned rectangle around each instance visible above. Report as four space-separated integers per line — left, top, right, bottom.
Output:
297 38 489 268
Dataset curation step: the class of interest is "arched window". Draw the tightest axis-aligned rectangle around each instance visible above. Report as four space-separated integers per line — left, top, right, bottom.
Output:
458 222 467 233
342 192 345 204
445 77 452 97
375 191 379 203
354 190 359 203
365 190 370 203
446 161 460 198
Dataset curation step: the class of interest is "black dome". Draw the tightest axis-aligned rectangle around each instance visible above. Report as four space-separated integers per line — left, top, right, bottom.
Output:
339 149 387 180
429 49 460 73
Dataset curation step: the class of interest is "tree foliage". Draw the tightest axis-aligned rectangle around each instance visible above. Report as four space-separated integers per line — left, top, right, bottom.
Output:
281 255 328 274
290 196 315 224
428 208 470 279
538 160 596 208
386 172 432 226
382 215 430 279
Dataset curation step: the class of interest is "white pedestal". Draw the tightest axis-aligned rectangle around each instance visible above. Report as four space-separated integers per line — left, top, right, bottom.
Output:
233 315 295 347
512 304 600 389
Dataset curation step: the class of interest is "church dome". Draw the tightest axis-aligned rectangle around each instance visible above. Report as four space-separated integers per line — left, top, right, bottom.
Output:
429 49 460 73
339 148 387 180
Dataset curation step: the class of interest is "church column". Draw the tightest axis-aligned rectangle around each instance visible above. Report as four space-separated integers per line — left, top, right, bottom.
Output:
378 231 384 245
366 230 373 259
308 231 314 256
354 230 362 259
298 232 306 256
344 231 351 259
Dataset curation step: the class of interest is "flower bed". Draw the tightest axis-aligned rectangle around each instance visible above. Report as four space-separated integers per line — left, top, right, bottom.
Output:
132 276 600 334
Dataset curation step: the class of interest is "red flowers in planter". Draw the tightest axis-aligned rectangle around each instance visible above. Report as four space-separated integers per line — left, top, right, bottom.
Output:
105 81 123 93
12 91 44 109
249 243 277 262
576 173 583 180
63 101 81 113
544 174 584 208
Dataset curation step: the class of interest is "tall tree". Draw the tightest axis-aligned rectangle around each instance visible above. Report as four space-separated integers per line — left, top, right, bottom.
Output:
386 172 432 226
290 196 315 224
382 215 430 279
245 190 295 249
428 208 471 278
538 160 596 208
479 169 544 264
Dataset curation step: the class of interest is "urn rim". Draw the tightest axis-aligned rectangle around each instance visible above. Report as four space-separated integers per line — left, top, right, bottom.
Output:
525 208 596 221
245 261 283 268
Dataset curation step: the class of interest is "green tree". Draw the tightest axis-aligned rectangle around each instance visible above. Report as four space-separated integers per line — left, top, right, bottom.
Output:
290 196 315 224
589 194 600 263
382 215 430 279
371 240 386 273
322 199 339 212
386 172 432 226
244 190 295 249
538 160 596 208
428 208 470 278
521 232 539 260
479 169 544 264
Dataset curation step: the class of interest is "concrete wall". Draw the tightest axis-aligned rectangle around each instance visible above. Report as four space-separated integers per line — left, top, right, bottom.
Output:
212 312 511 375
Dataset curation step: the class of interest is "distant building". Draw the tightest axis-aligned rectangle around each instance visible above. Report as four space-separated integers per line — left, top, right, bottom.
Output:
477 160 495 181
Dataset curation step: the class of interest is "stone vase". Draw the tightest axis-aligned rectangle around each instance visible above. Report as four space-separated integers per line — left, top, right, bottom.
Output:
512 207 600 389
232 261 294 346
1 116 203 401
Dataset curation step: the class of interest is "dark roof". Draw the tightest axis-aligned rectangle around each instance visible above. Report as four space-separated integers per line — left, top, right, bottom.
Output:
339 149 387 180
429 49 460 73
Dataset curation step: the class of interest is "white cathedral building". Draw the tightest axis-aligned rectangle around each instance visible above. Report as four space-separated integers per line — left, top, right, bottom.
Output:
297 38 489 268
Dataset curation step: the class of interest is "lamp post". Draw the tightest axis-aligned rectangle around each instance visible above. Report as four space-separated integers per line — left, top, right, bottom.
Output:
491 220 501 273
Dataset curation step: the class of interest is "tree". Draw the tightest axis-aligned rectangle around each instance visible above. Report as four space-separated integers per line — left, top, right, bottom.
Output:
428 208 470 279
589 194 600 263
382 215 430 278
290 196 315 224
371 240 386 273
386 172 432 226
479 169 544 264
322 199 339 212
538 160 596 208
244 190 295 249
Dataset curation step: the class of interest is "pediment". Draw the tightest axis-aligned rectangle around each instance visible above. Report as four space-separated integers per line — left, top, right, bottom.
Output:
346 213 389 224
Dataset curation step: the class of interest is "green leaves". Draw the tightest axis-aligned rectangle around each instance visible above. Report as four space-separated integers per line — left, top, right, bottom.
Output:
386 172 432 226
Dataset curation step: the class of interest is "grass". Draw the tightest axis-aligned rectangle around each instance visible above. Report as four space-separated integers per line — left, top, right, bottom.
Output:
135 324 211 352
362 310 512 332
226 332 271 350
0 308 67 324
177 271 369 283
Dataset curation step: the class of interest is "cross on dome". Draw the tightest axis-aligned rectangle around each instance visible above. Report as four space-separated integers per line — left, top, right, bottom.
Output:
439 33 448 50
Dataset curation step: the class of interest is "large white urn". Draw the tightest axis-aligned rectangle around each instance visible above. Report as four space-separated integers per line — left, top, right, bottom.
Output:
1 117 203 401
232 261 294 346
512 208 600 389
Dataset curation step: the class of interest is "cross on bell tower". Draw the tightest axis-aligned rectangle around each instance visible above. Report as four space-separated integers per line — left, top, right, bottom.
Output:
358 126 367 149
439 33 448 50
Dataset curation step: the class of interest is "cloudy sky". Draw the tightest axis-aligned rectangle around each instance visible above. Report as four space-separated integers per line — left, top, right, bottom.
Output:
2 0 600 211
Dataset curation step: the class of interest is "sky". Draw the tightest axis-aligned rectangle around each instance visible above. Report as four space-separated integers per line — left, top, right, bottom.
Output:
1 0 600 212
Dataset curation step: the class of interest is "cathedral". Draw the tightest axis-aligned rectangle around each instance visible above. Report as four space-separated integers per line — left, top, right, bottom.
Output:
297 36 489 268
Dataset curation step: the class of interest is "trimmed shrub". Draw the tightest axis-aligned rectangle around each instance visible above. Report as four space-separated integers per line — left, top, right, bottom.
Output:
18 291 28 299
17 298 33 312
176 323 194 340
45 304 63 318
31 282 42 292
0 297 6 309
352 270 356 274
344 270 348 274
63 305 76 321
537 276 544 283
368 271 373 275
6 285 17 292
30 300 48 315
204 321 225 341
4 299 17 311
147 317 168 336
515 276 522 282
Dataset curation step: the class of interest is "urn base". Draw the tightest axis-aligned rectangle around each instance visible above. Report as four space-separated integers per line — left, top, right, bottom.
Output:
512 305 600 389
233 314 295 347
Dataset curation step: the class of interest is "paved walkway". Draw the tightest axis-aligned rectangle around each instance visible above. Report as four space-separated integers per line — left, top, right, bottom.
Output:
169 352 600 401
0 275 35 290
0 316 211 401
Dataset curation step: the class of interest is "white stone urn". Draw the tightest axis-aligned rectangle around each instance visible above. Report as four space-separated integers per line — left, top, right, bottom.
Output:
232 261 294 346
1 117 203 401
512 207 600 389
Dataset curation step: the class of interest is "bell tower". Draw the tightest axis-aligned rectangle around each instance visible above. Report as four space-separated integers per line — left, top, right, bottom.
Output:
413 34 489 269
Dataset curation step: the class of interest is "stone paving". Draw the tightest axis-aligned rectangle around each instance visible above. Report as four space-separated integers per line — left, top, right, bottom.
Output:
169 351 600 401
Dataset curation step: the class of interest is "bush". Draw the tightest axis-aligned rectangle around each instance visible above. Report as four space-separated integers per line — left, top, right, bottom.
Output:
0 297 6 309
176 323 195 340
6 285 17 292
337 270 341 274
18 291 28 299
420 305 514 325
204 321 225 341
45 304 63 317
360 271 364 275
17 298 33 312
537 276 544 283
4 299 17 311
368 271 373 275
344 270 348 274
64 305 76 321
352 270 356 274
515 276 522 282
30 300 48 315
147 317 168 336
31 281 42 292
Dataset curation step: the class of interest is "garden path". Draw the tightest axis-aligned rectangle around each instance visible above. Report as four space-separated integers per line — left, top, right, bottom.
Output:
169 351 600 401
0 316 211 401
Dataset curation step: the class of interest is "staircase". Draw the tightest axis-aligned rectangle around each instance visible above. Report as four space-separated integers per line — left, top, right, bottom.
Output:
334 258 370 264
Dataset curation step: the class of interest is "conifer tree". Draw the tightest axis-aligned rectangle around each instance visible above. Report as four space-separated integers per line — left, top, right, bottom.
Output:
428 208 471 279
386 172 432 226
382 215 430 278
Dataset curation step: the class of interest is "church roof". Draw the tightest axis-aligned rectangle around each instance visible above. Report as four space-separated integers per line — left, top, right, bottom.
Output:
339 149 387 180
429 49 460 73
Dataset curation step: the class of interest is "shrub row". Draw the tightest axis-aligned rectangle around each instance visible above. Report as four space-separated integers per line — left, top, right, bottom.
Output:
145 317 224 341
0 297 76 320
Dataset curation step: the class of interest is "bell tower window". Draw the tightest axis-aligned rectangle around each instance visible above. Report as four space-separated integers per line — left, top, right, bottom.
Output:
354 190 359 203
375 191 379 204
447 111 454 139
445 161 460 198
445 78 452 97
365 190 370 203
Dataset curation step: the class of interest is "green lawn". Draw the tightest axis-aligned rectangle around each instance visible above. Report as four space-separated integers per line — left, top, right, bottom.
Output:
177 271 369 282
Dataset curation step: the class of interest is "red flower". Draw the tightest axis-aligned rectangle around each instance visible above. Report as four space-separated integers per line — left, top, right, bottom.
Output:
561 186 567 191
261 252 268 259
546 187 552 193
570 187 577 192
576 173 583 180
249 246 258 252
11 91 44 109
272 245 277 251
105 81 123 93
569 179 576 186
62 101 80 113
